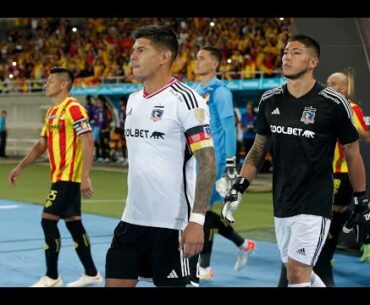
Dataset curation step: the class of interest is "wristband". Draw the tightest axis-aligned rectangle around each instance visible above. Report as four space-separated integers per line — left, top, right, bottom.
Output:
353 191 367 197
189 212 205 225
353 191 369 211
234 176 250 194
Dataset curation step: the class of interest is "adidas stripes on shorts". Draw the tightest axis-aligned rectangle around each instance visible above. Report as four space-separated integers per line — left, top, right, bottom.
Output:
105 221 199 286
275 214 330 266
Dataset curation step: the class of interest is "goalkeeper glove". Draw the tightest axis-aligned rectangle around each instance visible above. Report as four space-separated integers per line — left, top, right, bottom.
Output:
225 157 238 182
343 191 370 244
360 243 370 263
215 157 238 197
221 176 250 224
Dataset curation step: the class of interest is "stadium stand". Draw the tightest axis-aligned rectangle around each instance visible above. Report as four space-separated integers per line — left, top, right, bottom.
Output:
0 18 291 93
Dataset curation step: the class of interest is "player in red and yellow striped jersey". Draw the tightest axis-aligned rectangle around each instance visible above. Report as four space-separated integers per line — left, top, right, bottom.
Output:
40 96 91 183
333 102 370 173
8 67 102 288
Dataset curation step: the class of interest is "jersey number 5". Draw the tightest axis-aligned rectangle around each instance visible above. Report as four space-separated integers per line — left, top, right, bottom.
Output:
45 190 58 208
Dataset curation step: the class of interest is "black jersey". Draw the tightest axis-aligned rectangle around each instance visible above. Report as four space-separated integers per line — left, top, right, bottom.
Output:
257 82 358 219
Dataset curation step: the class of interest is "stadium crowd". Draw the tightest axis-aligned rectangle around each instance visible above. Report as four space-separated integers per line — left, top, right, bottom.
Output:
0 18 291 92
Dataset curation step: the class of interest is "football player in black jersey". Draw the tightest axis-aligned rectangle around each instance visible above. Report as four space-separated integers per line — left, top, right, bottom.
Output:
222 35 369 287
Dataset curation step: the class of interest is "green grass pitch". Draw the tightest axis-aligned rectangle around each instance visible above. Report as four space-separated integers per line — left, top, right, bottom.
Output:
0 162 275 241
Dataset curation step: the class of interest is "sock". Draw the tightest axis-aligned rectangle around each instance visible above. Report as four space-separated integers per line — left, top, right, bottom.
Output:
209 210 244 247
41 218 61 279
65 220 97 276
278 263 288 287
200 253 212 268
200 211 216 268
288 282 311 287
239 239 252 250
311 271 326 287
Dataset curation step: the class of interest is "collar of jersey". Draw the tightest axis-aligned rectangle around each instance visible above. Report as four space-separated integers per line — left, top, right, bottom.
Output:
53 96 73 109
143 77 178 99
200 76 219 89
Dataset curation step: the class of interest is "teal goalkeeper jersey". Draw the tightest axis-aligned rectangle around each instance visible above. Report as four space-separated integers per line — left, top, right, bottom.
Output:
195 76 236 166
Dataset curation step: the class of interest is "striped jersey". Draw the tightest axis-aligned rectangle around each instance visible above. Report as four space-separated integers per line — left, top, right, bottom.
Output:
41 96 92 183
333 101 368 173
257 82 358 219
122 78 213 230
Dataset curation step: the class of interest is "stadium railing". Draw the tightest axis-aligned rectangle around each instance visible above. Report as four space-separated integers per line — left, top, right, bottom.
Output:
0 70 281 95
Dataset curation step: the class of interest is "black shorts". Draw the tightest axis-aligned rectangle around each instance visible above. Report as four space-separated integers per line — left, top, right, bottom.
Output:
43 181 81 218
105 221 200 287
333 172 353 207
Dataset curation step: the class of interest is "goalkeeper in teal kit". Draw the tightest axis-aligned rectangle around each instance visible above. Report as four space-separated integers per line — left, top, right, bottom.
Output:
194 46 256 280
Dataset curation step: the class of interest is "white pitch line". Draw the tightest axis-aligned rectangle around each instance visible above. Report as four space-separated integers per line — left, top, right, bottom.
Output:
0 205 19 209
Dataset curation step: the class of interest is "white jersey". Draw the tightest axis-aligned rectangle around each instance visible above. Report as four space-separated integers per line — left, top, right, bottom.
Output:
122 78 211 230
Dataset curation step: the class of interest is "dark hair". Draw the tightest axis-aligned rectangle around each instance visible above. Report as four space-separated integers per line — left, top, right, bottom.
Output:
201 46 222 70
132 25 179 63
288 34 320 58
50 66 74 90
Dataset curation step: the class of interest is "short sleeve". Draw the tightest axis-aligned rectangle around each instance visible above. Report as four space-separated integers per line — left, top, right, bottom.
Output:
68 103 92 135
178 90 210 131
40 108 51 138
352 103 368 132
333 98 359 145
40 124 47 138
255 97 271 136
177 90 214 153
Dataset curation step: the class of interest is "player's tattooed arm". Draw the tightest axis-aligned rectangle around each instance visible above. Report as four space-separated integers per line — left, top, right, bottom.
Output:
192 147 216 214
245 134 272 170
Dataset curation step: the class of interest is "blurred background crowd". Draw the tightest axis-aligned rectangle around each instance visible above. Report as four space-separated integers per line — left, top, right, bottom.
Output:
0 18 291 92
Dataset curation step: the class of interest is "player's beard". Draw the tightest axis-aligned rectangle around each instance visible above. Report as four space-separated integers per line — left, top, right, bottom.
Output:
283 67 310 80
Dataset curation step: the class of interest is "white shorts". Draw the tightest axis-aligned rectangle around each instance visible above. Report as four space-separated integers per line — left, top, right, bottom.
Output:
275 214 330 266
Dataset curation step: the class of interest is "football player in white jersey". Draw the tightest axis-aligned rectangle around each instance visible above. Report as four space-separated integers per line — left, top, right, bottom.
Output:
105 25 216 287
